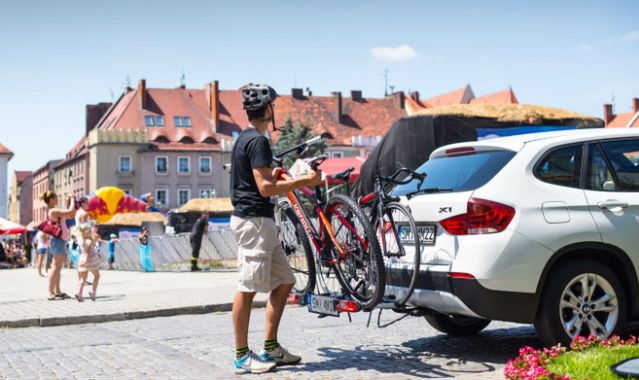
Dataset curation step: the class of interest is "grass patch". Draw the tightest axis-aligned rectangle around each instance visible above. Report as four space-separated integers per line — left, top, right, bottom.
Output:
546 345 639 379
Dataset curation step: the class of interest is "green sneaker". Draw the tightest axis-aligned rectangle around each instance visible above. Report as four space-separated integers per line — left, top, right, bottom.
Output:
259 345 302 366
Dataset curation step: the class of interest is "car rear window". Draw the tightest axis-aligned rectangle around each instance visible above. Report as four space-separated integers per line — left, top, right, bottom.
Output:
393 150 516 195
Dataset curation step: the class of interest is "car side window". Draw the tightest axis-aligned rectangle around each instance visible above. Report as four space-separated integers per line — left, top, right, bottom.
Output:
586 144 617 191
600 139 639 191
535 144 583 188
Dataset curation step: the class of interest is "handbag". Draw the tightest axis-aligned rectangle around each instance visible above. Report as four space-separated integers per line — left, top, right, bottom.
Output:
38 218 63 239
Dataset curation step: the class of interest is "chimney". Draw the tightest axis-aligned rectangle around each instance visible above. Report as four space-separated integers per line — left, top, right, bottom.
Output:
332 92 343 123
603 104 614 125
633 98 639 113
85 102 112 135
137 79 147 110
410 91 420 102
291 88 304 99
208 80 220 132
351 90 363 102
394 91 405 109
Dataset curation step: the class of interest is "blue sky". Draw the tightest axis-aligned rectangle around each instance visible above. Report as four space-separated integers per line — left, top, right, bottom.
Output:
1 0 638 175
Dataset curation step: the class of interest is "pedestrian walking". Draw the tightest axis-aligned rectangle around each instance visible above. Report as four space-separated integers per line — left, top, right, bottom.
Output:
40 191 76 300
34 231 49 277
73 225 101 302
189 212 209 271
107 234 118 270
229 84 322 374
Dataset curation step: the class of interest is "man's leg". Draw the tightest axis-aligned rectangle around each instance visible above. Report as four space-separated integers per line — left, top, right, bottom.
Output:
190 240 201 271
265 283 294 341
232 290 256 349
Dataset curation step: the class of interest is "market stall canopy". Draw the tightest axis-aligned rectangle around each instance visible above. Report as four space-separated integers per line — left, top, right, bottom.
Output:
176 197 233 213
99 212 167 227
0 218 26 235
353 103 603 197
319 157 365 184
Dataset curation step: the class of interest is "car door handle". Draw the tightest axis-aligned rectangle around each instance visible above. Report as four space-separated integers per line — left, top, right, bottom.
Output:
597 200 629 210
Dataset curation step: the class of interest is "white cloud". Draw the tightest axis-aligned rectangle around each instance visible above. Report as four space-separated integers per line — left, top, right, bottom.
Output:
580 30 639 52
370 44 419 61
621 31 639 42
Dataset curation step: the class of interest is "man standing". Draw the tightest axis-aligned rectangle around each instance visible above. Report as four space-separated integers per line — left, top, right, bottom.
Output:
189 212 209 271
230 84 322 374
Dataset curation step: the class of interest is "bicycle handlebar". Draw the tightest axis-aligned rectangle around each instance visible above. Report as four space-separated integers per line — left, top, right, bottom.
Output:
274 133 328 160
378 167 426 185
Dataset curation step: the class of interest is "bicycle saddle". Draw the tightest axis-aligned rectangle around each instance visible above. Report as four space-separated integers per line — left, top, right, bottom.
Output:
331 167 355 181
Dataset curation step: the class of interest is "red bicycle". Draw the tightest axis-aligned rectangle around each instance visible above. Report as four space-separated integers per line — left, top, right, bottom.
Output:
274 136 385 312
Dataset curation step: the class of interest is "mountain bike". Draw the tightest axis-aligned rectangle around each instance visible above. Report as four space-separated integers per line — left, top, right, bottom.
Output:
274 136 385 312
335 167 426 308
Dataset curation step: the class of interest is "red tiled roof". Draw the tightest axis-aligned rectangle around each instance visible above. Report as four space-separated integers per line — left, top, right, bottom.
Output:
56 136 88 168
98 82 406 149
423 85 474 107
470 88 519 105
0 143 13 155
272 93 406 146
607 112 639 128
15 171 32 183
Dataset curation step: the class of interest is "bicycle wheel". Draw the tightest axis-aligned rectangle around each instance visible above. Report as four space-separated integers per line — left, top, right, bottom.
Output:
324 194 385 310
275 201 316 294
378 202 421 307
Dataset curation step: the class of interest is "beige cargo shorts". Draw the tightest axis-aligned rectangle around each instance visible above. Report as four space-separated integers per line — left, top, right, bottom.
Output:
230 215 296 293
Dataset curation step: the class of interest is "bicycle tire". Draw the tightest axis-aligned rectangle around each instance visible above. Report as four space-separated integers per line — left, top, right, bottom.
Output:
378 202 421 307
324 194 385 310
275 202 316 295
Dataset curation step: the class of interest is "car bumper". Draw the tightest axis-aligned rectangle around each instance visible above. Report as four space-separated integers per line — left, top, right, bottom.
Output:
387 268 538 323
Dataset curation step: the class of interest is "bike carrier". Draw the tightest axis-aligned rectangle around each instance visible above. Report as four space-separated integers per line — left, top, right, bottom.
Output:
288 290 429 327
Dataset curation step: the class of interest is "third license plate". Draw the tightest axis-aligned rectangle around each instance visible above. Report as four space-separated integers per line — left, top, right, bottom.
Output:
398 224 436 246
307 294 339 316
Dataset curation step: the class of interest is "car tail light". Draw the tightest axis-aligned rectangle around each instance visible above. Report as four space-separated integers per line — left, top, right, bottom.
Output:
447 272 476 279
335 300 360 313
445 147 476 156
440 198 515 235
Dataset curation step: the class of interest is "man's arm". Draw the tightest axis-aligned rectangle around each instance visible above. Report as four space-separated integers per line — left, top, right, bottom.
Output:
253 167 322 198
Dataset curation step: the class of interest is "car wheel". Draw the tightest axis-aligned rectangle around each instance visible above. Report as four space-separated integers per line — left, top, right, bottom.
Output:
424 311 491 336
534 259 627 347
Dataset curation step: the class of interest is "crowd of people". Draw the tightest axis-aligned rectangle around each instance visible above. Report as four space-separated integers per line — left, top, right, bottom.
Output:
0 239 31 269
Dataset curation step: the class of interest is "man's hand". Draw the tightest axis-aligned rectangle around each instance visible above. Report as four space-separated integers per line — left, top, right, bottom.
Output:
305 169 323 187
272 167 285 180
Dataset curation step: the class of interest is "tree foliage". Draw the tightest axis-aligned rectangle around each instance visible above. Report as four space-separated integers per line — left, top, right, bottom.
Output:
273 117 326 169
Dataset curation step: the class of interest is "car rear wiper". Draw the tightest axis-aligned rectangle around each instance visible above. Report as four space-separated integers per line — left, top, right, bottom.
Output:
406 187 453 199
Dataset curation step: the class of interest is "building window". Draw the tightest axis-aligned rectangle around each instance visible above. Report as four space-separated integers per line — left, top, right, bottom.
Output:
177 156 191 174
156 156 168 174
199 188 217 198
178 189 191 206
119 156 132 173
199 157 211 174
174 116 192 127
155 116 164 126
155 189 168 207
122 188 132 196
144 116 155 126
331 151 344 158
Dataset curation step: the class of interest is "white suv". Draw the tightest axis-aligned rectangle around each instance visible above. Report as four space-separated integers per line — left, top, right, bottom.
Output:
390 128 639 346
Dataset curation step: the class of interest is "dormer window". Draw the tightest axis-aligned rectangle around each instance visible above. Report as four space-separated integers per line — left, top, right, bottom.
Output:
145 116 165 127
174 116 192 127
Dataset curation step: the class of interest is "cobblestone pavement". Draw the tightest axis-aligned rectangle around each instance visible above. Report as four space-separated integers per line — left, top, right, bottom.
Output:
0 305 542 379
0 269 267 327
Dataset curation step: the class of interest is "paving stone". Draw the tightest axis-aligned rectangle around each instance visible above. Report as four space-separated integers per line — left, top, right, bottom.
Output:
0 305 543 379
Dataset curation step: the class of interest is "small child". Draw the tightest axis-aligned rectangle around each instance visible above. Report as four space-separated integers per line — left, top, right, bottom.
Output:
74 226 101 302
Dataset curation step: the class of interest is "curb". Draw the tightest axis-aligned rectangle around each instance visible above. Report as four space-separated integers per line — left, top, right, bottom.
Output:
0 301 267 329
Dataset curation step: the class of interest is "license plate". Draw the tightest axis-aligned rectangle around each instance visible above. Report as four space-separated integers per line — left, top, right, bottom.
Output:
398 224 436 246
307 294 339 316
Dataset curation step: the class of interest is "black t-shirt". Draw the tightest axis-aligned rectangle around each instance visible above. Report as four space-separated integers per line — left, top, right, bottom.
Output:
230 127 274 218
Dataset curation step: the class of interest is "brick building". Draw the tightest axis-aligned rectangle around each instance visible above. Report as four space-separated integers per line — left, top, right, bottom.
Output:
603 98 639 128
8 171 32 225
31 160 61 225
